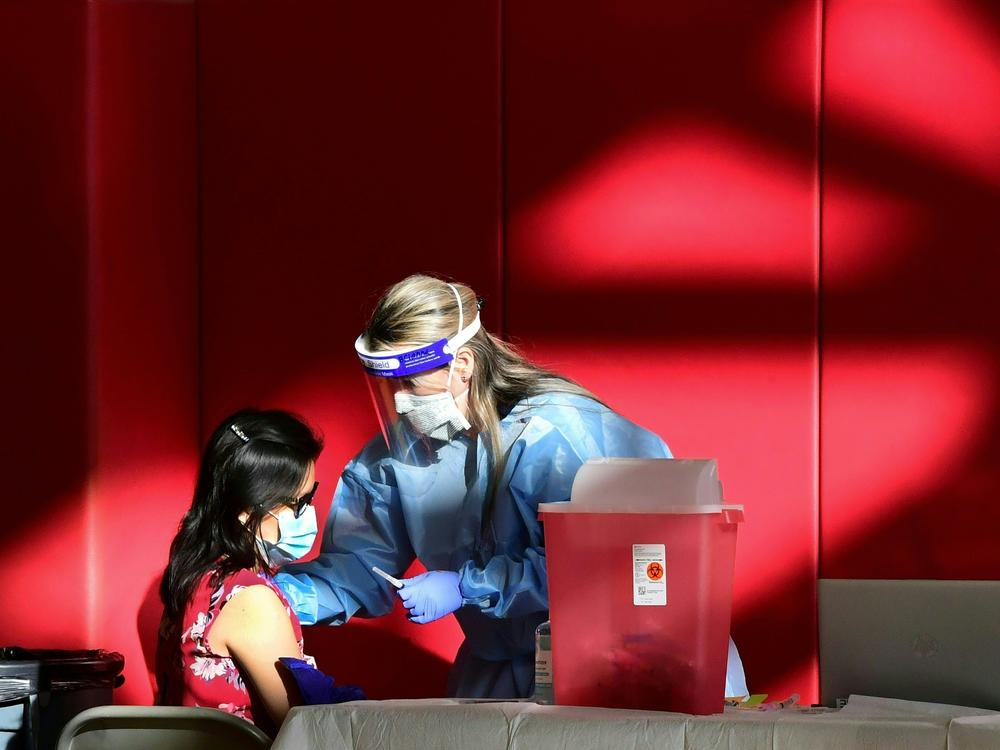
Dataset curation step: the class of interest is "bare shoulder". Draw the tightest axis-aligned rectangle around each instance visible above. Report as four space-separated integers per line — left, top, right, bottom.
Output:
211 583 295 655
223 584 289 625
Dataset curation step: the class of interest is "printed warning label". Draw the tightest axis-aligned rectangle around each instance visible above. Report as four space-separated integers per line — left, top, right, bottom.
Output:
633 543 667 606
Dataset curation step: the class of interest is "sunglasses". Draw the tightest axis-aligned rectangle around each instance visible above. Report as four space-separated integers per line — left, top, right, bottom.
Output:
287 480 319 518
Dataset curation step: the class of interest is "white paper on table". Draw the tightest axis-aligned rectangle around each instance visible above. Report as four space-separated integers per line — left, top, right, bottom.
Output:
839 694 998 720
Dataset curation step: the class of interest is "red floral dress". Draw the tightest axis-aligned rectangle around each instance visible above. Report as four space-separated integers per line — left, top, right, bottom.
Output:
158 568 314 726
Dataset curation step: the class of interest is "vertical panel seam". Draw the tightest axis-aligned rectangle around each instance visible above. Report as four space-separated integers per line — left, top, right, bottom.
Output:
816 0 826 580
194 0 205 446
83 0 100 648
498 0 508 338
814 0 827 699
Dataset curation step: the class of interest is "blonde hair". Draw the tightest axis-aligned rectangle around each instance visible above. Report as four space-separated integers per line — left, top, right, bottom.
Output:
362 274 604 540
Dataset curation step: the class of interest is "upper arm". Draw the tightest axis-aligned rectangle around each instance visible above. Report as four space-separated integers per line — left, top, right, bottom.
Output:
214 585 301 726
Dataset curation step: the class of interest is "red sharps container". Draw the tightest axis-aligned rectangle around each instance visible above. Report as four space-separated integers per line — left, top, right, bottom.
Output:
540 458 743 715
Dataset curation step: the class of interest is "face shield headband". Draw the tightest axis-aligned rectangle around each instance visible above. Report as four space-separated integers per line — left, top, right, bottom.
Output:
354 287 482 381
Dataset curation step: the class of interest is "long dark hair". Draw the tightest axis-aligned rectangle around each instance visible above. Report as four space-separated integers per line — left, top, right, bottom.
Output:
160 408 323 621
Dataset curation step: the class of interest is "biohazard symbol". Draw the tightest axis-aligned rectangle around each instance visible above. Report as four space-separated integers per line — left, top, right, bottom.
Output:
646 562 664 581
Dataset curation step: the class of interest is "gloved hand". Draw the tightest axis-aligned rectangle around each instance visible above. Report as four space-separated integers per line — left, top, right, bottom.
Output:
397 570 463 624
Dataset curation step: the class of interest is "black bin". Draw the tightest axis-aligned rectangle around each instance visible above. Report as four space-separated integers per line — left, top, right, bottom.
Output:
0 656 40 750
0 648 124 750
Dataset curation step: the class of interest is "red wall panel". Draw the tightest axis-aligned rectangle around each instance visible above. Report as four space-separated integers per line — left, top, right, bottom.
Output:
6 0 997 711
0 3 91 647
196 1 502 698
820 0 1000 579
506 2 822 701
87 0 200 704
0 1 199 707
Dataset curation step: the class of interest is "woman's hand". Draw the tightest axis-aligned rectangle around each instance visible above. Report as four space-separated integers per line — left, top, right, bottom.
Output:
397 571 463 624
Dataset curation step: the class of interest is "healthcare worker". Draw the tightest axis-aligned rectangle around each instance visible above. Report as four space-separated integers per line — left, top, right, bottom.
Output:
276 274 747 699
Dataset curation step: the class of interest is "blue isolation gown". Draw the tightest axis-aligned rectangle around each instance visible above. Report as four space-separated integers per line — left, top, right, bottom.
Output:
277 393 747 698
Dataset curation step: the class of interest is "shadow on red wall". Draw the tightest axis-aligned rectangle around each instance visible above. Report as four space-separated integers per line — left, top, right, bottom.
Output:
5 0 1000 707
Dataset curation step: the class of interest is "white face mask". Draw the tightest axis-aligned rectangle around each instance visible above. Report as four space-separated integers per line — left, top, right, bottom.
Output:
394 389 471 442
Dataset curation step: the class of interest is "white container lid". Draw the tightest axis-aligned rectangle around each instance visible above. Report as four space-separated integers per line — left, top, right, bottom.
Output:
538 457 744 517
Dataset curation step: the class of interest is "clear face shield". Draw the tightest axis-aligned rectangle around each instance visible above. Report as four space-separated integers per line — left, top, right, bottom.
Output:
355 291 481 464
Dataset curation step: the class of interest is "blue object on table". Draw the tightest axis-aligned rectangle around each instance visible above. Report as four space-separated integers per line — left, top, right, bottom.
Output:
277 659 366 705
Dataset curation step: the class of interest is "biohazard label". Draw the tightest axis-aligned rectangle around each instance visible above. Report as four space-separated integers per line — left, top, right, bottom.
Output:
633 543 667 606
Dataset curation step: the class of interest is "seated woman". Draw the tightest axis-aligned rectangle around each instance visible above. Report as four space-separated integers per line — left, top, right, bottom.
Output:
157 408 322 736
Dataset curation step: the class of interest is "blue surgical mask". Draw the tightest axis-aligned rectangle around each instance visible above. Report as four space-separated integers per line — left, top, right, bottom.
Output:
257 505 318 567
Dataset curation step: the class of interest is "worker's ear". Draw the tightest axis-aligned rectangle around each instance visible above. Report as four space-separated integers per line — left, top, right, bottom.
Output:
454 347 475 384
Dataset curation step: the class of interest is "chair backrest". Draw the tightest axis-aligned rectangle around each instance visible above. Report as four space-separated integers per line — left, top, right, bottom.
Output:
57 705 272 750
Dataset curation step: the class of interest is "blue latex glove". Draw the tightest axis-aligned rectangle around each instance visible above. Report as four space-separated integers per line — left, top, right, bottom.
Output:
397 571 463 624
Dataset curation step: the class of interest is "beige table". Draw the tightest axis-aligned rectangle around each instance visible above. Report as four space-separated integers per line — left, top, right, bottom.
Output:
272 695 1000 750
